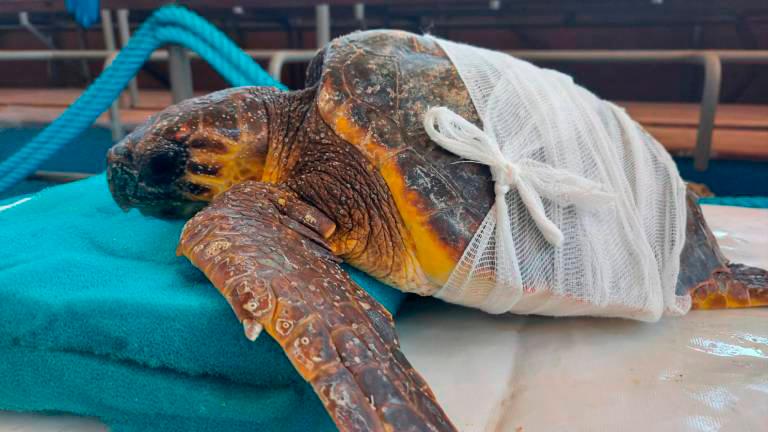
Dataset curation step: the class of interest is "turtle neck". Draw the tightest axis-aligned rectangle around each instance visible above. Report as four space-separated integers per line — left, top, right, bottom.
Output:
261 87 317 184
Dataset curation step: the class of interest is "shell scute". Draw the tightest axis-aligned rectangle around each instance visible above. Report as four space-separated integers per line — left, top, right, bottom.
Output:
342 51 399 115
317 30 494 285
393 148 461 213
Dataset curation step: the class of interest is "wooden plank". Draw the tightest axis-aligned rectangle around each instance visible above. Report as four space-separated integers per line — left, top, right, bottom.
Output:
0 105 157 129
0 88 82 108
0 88 190 111
2 90 765 130
617 101 768 130
646 126 768 159
1 88 765 160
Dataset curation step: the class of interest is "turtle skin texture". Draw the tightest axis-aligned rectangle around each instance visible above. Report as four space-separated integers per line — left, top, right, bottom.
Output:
316 30 494 292
107 29 767 432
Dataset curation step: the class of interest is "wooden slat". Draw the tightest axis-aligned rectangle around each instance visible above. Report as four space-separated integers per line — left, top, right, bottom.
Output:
2 90 764 130
0 105 157 129
646 126 768 159
1 88 765 160
0 88 204 129
0 88 190 111
616 101 768 130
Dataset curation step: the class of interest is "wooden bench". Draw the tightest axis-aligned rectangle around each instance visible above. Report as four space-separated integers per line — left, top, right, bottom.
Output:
1 89 766 160
617 101 768 160
0 88 180 129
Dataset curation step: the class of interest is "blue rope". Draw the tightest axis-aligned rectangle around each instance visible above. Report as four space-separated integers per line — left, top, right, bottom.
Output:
0 5 285 193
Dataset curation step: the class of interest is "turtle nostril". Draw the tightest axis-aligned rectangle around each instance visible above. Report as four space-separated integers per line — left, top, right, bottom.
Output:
107 148 118 165
108 142 134 166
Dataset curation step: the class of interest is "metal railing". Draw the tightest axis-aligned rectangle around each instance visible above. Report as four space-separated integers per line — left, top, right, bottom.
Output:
0 48 317 139
0 49 317 73
0 48 766 178
507 50 768 171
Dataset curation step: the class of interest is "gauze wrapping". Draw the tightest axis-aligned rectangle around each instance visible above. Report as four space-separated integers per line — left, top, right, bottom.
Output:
423 36 690 322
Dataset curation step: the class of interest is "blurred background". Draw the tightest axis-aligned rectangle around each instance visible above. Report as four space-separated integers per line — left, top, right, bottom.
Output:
0 0 766 198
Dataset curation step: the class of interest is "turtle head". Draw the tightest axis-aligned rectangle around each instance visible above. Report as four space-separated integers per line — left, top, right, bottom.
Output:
106 119 203 219
107 87 277 219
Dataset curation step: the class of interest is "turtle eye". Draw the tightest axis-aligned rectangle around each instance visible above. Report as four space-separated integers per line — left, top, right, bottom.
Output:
141 148 184 186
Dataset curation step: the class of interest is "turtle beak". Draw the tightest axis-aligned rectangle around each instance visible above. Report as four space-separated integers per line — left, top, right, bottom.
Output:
106 144 138 212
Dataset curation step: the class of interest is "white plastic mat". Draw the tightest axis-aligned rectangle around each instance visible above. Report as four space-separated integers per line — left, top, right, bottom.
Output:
400 204 768 432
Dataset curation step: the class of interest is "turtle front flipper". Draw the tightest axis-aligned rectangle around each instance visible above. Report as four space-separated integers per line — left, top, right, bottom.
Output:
178 181 457 432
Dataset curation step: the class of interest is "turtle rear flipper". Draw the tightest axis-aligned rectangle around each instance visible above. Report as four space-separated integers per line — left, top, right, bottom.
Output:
690 263 768 309
679 186 768 310
177 181 457 432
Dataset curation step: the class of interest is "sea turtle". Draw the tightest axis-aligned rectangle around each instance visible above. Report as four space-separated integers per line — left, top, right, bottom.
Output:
106 30 768 431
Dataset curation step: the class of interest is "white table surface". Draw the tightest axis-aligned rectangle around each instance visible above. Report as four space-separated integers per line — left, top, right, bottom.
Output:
3 204 767 432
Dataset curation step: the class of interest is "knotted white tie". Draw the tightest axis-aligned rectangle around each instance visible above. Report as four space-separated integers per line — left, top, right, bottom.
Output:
423 106 614 247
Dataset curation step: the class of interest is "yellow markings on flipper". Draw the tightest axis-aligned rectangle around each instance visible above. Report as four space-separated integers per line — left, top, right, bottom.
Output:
692 290 768 309
690 269 768 310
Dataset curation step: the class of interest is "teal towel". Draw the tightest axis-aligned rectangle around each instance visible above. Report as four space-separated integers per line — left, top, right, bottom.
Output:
0 175 406 431
699 196 768 209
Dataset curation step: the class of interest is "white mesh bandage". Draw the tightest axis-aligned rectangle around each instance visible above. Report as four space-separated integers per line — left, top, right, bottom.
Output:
424 36 690 321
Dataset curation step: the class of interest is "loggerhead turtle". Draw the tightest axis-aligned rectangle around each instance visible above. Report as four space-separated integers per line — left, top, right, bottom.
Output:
106 30 768 431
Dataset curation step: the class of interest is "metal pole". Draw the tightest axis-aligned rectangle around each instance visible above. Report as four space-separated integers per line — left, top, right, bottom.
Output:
101 10 124 142
354 3 366 29
18 12 54 48
316 4 331 48
100 10 117 55
693 53 721 171
0 50 113 60
117 8 139 108
102 53 125 142
268 52 288 80
263 50 318 80
19 12 56 80
169 45 194 103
